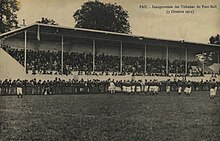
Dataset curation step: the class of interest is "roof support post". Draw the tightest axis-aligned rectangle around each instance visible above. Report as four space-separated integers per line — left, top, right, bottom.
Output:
218 51 219 64
37 25 40 41
144 45 147 74
202 61 205 75
120 41 123 73
24 30 27 74
166 46 169 75
185 48 188 74
61 35 64 74
217 51 220 74
92 38 96 72
202 49 205 75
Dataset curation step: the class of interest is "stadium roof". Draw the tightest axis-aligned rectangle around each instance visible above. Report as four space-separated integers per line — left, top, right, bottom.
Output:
0 23 220 49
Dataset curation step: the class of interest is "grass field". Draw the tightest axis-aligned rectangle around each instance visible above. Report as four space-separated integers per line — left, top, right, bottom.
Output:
1 92 220 141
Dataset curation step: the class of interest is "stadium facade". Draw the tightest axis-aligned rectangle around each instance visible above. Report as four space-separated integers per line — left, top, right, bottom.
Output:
0 23 220 81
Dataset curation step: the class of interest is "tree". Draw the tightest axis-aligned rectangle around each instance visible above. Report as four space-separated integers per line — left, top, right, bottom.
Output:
209 34 220 45
0 0 20 34
36 17 58 25
73 0 131 34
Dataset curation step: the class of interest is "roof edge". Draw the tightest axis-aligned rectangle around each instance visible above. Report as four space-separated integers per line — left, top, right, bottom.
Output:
0 23 219 47
0 23 37 38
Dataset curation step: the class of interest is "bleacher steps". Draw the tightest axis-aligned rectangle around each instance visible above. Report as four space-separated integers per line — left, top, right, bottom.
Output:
0 48 25 80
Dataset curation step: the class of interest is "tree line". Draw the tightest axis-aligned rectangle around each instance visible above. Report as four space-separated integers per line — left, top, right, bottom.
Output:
0 0 130 34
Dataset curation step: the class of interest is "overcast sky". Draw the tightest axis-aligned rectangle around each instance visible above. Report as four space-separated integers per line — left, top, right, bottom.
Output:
16 0 220 43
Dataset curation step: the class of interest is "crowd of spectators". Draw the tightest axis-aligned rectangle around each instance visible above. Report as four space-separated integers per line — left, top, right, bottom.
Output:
0 78 219 95
64 52 93 72
95 53 120 71
27 50 61 74
1 45 207 76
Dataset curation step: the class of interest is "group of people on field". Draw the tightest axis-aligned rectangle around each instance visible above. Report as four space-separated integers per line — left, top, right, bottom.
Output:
108 79 217 97
108 80 161 94
0 78 218 98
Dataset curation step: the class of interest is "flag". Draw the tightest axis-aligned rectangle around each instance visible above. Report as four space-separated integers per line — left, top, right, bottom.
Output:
195 52 216 66
196 53 206 62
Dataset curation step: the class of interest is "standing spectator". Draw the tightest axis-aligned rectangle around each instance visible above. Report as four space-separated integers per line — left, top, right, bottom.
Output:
16 79 23 98
209 80 217 99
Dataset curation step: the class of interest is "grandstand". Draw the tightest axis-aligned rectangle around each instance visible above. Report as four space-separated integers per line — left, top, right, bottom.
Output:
1 24 220 141
0 23 220 81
